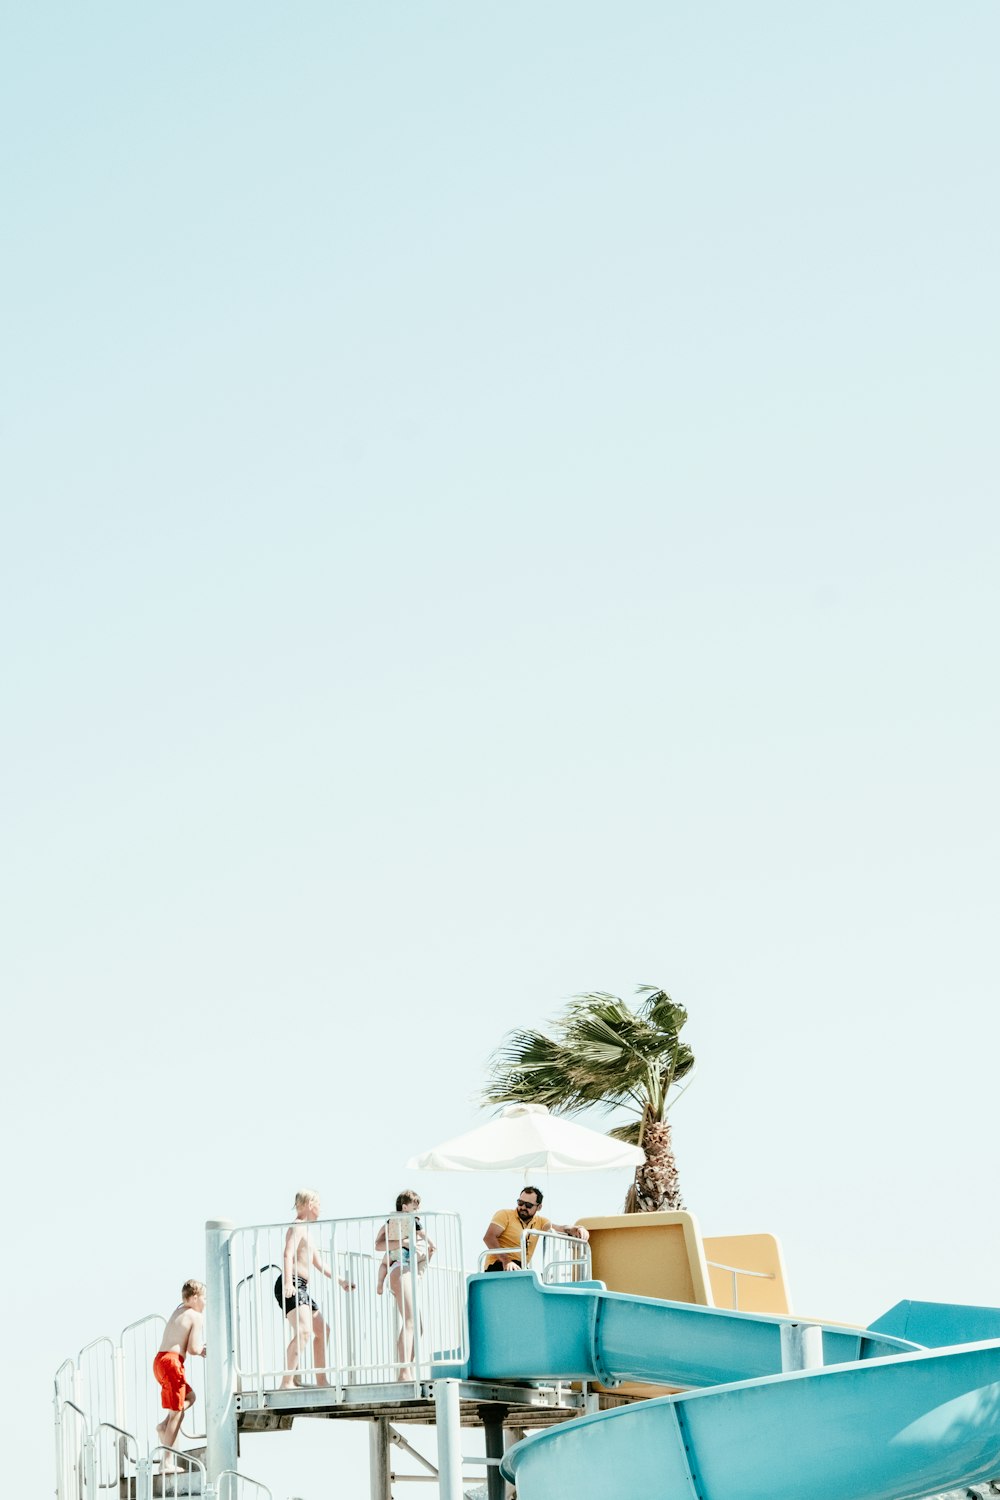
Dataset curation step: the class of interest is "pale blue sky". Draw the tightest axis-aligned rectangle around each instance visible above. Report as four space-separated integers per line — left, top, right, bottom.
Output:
3 3 999 1496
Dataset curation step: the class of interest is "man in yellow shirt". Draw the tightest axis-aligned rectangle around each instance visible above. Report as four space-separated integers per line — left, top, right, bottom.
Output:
482 1186 589 1270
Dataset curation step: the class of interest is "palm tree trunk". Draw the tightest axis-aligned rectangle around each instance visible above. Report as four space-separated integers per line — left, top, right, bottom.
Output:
624 1118 683 1212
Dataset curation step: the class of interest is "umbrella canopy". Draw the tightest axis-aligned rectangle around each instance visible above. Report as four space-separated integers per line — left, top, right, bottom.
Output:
406 1103 645 1174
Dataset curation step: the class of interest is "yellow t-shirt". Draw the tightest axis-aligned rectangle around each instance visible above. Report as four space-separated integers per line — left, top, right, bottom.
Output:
484 1208 552 1269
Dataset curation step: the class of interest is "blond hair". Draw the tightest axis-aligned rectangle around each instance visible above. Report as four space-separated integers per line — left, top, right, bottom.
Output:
295 1189 320 1210
182 1280 205 1302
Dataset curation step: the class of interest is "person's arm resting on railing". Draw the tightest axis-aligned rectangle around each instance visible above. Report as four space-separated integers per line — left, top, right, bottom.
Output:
484 1218 517 1268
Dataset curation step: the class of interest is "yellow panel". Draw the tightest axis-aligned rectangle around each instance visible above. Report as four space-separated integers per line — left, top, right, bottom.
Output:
576 1212 713 1306
702 1233 790 1314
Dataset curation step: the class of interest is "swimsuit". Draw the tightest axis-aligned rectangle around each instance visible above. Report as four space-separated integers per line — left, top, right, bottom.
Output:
152 1351 193 1413
274 1273 320 1316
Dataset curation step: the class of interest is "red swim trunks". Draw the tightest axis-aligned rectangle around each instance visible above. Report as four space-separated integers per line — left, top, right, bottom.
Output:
153 1351 193 1412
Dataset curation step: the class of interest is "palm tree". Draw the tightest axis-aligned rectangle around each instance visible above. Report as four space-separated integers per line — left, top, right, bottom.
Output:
482 986 694 1213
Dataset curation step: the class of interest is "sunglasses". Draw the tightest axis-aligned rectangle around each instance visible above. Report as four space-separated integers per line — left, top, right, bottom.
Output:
516 1199 537 1209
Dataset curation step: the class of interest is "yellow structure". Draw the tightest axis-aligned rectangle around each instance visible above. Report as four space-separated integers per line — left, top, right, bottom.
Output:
575 1214 791 1396
703 1233 790 1314
577 1211 713 1304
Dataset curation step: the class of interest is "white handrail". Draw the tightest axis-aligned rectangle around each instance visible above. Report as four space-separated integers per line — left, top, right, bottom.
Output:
705 1258 776 1311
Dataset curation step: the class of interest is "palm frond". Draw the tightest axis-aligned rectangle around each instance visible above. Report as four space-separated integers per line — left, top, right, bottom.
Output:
483 985 695 1128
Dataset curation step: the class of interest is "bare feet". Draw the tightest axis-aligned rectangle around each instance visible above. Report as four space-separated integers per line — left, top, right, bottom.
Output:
277 1377 297 1390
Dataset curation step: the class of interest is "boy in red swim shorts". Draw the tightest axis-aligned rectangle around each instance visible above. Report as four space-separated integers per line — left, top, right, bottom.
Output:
153 1280 206 1470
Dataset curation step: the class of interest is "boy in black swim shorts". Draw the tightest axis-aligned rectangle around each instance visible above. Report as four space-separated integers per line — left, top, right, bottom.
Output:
276 1190 354 1389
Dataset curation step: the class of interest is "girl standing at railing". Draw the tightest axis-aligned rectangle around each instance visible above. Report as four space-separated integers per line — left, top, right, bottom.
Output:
375 1190 435 1380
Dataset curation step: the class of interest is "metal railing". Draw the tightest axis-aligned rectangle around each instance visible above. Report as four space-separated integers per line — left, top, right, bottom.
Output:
230 1212 468 1393
477 1227 592 1283
55 1399 88 1500
216 1473 272 1500
55 1401 269 1500
55 1316 210 1500
705 1258 776 1311
151 1445 207 1498
95 1422 139 1499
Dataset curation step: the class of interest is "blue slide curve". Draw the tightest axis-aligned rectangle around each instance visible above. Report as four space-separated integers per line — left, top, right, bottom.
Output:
465 1274 1000 1500
466 1272 916 1387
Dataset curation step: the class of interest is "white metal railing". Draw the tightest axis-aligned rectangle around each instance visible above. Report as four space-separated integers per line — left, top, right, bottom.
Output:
58 1312 206 1468
217 1472 272 1500
151 1445 206 1498
56 1399 87 1500
705 1259 776 1310
230 1212 467 1393
95 1421 138 1500
55 1315 209 1500
56 1400 269 1500
531 1228 592 1284
477 1227 592 1283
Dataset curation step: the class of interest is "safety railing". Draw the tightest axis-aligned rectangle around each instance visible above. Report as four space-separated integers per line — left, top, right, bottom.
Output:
55 1399 88 1500
151 1446 206 1497
95 1421 139 1499
531 1228 592 1284
216 1473 272 1500
705 1258 776 1311
477 1227 592 1282
56 1401 268 1500
57 1314 206 1466
230 1212 468 1393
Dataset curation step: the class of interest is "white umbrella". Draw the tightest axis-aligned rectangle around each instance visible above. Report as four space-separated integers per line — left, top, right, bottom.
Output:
406 1103 645 1174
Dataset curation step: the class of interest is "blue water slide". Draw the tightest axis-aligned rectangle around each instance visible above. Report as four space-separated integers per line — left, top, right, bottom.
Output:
870 1298 1000 1348
467 1271 918 1388
501 1340 1000 1500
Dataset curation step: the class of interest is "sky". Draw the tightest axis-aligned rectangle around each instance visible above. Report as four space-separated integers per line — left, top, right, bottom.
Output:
3 2 999 1497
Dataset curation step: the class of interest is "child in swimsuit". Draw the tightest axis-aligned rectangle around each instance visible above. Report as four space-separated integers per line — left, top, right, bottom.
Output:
153 1280 206 1471
374 1191 435 1381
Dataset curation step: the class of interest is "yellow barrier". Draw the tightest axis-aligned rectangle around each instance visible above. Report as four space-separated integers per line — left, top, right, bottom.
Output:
703 1233 790 1315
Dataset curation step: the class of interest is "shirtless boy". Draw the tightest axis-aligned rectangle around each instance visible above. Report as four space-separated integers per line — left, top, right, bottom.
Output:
153 1280 206 1469
273 1190 354 1389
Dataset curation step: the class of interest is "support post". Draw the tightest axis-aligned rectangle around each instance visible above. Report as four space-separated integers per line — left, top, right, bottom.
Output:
483 1414 505 1500
780 1321 823 1371
433 1379 463 1500
205 1219 239 1483
82 1434 97 1499
369 1417 392 1500
135 1454 153 1500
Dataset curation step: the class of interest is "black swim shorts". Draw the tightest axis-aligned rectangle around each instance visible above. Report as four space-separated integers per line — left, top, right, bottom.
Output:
273 1272 319 1315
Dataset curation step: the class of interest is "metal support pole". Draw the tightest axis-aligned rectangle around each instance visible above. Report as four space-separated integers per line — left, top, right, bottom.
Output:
433 1379 463 1500
135 1454 154 1500
52 1400 63 1500
780 1321 823 1371
83 1434 97 1499
369 1417 392 1500
483 1415 505 1500
205 1219 239 1483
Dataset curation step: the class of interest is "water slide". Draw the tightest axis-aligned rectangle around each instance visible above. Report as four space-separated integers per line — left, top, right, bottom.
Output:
466 1274 1000 1500
466 1271 917 1387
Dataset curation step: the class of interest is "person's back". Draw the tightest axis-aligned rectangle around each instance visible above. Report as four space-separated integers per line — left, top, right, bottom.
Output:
159 1301 205 1357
